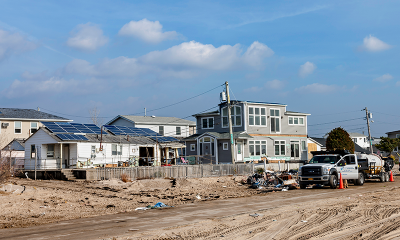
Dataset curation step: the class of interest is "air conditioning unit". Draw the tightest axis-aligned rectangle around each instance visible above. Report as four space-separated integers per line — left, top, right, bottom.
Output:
1 122 9 128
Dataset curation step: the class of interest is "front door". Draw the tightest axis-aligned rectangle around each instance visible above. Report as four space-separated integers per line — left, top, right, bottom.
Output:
63 145 69 168
236 142 243 162
290 141 300 160
202 142 211 163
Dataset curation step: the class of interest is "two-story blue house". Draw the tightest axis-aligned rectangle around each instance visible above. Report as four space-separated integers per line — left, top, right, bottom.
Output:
184 100 310 164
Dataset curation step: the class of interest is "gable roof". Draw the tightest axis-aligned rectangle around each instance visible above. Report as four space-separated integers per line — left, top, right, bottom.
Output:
349 132 367 138
310 137 326 147
107 115 196 126
1 138 25 151
192 110 219 117
0 108 71 121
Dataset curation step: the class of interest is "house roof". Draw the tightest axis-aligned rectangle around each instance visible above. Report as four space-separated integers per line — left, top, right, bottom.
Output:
386 130 400 135
192 110 219 117
184 131 253 141
107 115 196 126
310 137 326 147
1 138 25 151
233 100 287 106
349 132 367 138
0 108 71 121
285 111 311 116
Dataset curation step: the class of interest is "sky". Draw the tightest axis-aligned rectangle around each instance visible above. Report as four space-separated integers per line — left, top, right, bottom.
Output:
0 0 399 138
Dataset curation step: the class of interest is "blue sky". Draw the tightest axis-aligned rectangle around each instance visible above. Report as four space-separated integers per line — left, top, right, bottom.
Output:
1 0 399 137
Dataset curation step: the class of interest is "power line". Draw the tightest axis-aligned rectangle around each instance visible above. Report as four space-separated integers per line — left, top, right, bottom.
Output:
39 83 224 120
308 123 365 131
310 110 361 117
370 110 400 118
308 117 364 126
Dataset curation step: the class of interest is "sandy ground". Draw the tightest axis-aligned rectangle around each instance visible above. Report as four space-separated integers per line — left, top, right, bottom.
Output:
119 175 400 240
0 175 261 229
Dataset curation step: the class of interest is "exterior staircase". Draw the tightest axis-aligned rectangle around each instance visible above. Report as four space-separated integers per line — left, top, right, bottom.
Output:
61 169 84 182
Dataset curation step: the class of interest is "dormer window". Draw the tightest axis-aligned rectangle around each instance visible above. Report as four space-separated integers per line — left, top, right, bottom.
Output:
202 117 214 129
222 106 241 128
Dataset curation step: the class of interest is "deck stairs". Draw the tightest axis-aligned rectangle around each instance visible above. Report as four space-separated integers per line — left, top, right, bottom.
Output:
61 169 84 182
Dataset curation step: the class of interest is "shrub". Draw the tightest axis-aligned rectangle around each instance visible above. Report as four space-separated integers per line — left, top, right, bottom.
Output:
0 158 12 183
121 173 131 183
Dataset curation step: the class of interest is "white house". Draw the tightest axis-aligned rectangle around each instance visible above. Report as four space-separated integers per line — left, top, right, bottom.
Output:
106 115 196 138
349 132 370 149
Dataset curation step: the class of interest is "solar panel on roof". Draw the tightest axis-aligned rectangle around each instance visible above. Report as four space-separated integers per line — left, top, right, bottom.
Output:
42 122 106 135
56 134 89 141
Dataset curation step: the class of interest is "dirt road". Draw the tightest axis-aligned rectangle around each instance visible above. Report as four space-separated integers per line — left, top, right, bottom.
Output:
1 177 399 240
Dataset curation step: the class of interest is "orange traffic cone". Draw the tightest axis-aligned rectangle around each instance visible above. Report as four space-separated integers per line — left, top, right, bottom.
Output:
338 173 344 189
390 171 394 182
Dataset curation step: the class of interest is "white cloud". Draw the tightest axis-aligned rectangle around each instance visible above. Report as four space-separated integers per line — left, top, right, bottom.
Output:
295 83 337 93
0 29 37 61
298 61 316 78
119 19 179 44
361 35 392 52
244 86 262 92
373 74 393 82
242 41 274 67
265 79 284 90
396 81 400 87
64 41 274 78
66 23 108 51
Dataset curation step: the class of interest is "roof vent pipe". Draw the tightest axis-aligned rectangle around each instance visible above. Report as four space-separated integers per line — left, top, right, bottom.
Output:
37 107 40 111
144 108 146 117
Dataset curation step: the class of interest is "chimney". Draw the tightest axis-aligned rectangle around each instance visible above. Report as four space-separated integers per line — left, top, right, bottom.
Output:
144 108 146 117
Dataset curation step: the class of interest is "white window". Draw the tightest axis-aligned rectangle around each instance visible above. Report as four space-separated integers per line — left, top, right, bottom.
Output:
190 144 195 151
249 140 267 156
222 106 242 128
249 107 266 126
274 141 286 156
353 138 357 143
159 126 164 136
14 121 22 134
91 146 96 159
288 117 304 125
202 117 214 129
301 140 307 151
176 126 181 135
270 109 280 132
47 144 54 158
31 122 38 134
223 142 228 150
112 144 122 155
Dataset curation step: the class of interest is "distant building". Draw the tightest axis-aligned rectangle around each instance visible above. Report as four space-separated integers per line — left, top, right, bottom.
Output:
349 132 370 149
0 108 71 149
106 115 196 139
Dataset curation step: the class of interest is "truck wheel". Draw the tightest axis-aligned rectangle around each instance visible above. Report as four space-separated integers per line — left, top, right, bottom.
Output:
355 173 365 186
329 175 338 189
299 183 307 189
380 173 385 182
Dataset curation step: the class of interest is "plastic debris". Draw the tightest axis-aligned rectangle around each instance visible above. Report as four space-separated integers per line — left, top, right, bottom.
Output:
196 195 201 200
135 207 148 211
301 220 308 223
281 188 288 191
272 219 277 221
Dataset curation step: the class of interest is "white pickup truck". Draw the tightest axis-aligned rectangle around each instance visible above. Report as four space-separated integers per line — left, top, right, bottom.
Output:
298 150 367 189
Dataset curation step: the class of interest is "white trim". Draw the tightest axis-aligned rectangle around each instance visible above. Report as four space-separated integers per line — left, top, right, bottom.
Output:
288 116 305 125
201 117 214 129
301 140 307 151
248 139 267 156
248 106 267 127
274 140 286 156
221 106 242 128
14 121 22 134
269 108 281 134
223 142 228 150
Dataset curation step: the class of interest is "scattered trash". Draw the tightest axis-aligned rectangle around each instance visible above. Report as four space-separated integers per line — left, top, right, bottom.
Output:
222 186 227 188
275 184 282 188
39 206 47 208
145 202 173 209
25 172 29 179
281 189 288 191
249 213 259 217
249 231 252 233
272 219 277 221
106 204 115 208
301 220 308 223
135 207 148 211
258 186 263 189
128 229 139 231
196 195 201 200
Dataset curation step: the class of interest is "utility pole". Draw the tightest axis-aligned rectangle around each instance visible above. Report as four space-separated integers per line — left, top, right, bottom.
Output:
225 81 235 164
364 107 373 154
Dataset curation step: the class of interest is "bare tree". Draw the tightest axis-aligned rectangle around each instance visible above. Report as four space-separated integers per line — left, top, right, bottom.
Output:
88 107 104 127
0 135 13 183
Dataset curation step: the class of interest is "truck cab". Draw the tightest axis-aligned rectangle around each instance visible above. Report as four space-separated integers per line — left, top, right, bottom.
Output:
298 150 363 189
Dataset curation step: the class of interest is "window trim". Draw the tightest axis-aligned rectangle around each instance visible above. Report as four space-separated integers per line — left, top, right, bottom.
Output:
176 126 181 135
47 144 55 158
223 142 228 150
14 121 22 134
248 106 267 127
248 140 267 156
288 116 305 126
301 140 307 151
112 144 122 156
201 117 214 129
274 140 286 156
270 108 281 133
30 122 38 134
190 144 195 151
159 126 164 136
31 145 36 159
221 106 242 128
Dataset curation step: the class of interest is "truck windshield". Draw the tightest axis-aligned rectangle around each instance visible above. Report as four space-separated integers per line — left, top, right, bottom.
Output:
309 156 338 164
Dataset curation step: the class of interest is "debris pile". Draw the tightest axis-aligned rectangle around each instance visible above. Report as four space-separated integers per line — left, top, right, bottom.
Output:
246 170 299 191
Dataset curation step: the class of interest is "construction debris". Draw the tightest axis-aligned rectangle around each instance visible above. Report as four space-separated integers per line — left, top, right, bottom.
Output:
246 170 299 191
